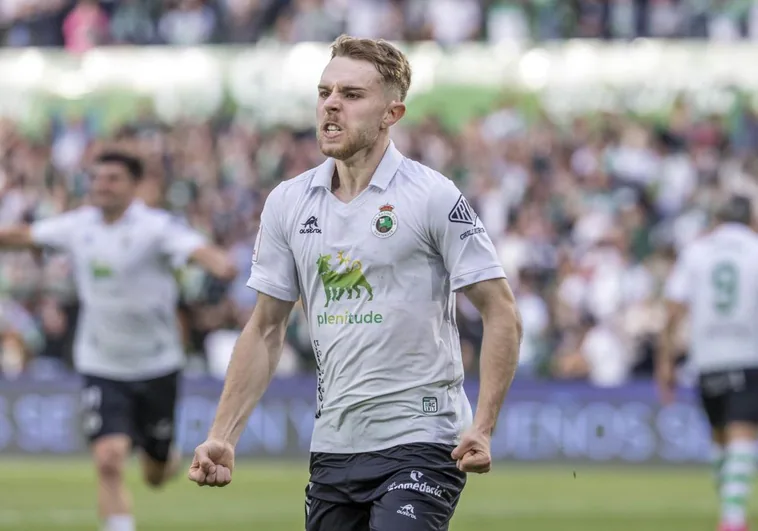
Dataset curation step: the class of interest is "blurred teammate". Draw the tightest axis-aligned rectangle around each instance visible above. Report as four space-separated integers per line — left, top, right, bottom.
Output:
188 35 522 531
659 195 758 531
0 150 237 531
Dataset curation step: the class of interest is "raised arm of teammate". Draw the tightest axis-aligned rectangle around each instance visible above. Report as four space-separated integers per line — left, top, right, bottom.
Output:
0 210 78 251
0 225 36 249
188 292 294 487
188 245 238 281
452 278 522 473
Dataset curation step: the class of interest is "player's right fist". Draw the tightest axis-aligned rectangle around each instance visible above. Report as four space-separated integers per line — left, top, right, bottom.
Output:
188 438 235 487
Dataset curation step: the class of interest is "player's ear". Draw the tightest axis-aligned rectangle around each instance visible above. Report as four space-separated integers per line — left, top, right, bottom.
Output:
382 101 405 130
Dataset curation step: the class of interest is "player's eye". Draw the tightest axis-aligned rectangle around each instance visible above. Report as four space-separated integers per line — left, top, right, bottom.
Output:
318 90 330 99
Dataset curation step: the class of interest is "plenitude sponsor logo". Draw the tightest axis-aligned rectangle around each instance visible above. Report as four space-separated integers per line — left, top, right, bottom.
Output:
316 310 383 327
316 251 384 326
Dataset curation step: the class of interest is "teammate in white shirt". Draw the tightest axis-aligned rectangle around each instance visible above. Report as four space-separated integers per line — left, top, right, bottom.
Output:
0 150 236 531
188 35 523 531
659 195 758 531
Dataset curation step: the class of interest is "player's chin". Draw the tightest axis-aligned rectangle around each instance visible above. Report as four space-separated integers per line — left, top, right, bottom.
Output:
318 139 351 160
91 196 115 209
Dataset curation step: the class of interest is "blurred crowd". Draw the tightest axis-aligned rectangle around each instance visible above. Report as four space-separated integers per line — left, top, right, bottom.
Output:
1 88 758 386
3 0 758 51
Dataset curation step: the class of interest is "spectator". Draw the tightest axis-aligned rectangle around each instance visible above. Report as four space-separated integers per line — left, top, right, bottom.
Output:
6 0 758 47
223 0 267 43
62 0 110 54
285 0 342 43
109 0 156 45
158 0 218 46
551 313 632 387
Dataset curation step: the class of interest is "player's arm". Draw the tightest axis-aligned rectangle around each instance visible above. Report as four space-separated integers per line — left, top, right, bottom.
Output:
207 293 295 445
204 182 298 447
427 179 521 472
189 183 299 487
462 278 522 435
159 216 236 280
0 211 79 251
0 225 37 249
659 299 686 368
188 245 238 281
656 249 691 403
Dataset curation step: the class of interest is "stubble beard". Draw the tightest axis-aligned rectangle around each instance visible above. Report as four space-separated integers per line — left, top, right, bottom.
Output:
317 126 379 161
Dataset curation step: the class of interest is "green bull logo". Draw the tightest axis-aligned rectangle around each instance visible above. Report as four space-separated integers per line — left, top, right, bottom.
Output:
90 260 113 279
316 252 381 327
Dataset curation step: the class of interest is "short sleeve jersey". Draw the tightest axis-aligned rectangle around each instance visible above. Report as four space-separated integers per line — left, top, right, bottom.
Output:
665 223 758 373
30 201 206 380
247 142 506 453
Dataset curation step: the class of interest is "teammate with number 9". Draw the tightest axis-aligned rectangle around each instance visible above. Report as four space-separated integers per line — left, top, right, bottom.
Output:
659 195 758 531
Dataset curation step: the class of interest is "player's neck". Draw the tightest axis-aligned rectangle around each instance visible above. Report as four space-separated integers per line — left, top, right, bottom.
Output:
332 136 390 201
100 205 130 224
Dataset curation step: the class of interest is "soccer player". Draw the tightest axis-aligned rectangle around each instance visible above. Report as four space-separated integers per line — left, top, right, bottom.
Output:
0 150 237 531
658 195 758 531
188 35 523 530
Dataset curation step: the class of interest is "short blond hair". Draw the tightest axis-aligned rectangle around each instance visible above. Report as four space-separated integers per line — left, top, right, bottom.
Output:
330 34 412 102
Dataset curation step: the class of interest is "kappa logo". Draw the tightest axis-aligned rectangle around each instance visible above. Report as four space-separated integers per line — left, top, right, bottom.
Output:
397 504 417 520
300 215 322 234
448 194 478 226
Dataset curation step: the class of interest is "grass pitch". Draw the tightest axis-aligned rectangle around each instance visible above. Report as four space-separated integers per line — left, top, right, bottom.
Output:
0 459 754 530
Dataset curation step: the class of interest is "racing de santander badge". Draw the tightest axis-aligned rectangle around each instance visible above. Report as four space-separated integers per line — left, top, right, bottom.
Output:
371 204 398 238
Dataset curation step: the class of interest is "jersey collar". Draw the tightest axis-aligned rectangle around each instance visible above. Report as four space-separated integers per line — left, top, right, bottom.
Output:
310 140 404 191
95 199 145 224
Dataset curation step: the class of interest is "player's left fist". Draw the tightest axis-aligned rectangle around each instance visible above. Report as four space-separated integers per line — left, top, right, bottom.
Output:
188 438 235 487
451 426 492 474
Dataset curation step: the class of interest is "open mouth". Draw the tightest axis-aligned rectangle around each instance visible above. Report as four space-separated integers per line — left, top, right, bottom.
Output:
322 122 343 139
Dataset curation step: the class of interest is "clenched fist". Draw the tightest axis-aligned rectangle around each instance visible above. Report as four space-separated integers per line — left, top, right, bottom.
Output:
451 426 492 474
188 439 235 487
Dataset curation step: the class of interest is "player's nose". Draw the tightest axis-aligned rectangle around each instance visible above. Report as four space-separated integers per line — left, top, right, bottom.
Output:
323 95 340 112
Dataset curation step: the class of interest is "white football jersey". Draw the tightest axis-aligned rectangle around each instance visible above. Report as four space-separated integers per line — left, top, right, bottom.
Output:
665 223 758 373
247 141 507 453
31 201 206 380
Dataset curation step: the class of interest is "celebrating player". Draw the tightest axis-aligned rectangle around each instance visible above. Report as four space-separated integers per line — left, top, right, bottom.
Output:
659 195 758 531
188 35 523 531
0 150 237 531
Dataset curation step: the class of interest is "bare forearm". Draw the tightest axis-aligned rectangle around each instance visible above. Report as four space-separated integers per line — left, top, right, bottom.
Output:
657 324 676 369
208 319 285 446
0 226 35 249
658 302 684 369
190 245 237 280
473 307 522 434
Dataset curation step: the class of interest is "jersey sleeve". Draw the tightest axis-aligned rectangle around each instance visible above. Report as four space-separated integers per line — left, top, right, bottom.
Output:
428 179 506 292
246 185 300 302
664 248 693 304
29 210 81 251
159 215 207 268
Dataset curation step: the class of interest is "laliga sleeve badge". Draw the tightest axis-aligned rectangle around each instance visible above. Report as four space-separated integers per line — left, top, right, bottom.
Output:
371 204 398 238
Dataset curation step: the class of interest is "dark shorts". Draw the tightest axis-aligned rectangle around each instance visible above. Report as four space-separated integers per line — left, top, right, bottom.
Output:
305 443 467 531
699 367 758 429
79 371 180 462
